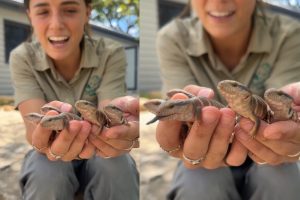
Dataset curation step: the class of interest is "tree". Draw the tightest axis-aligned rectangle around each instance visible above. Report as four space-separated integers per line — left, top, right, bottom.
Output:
91 0 139 38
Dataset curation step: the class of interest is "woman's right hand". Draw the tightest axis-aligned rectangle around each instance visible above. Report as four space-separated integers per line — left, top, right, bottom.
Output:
156 85 247 169
31 101 94 161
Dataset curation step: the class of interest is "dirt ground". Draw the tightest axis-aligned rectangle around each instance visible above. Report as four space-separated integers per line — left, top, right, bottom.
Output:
0 108 178 200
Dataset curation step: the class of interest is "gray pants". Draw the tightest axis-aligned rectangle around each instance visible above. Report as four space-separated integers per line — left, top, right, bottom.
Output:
167 161 300 200
20 150 139 200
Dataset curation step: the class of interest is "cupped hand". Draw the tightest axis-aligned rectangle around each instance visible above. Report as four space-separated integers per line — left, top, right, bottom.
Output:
31 101 93 161
235 118 300 165
235 81 300 165
156 85 241 169
88 96 139 158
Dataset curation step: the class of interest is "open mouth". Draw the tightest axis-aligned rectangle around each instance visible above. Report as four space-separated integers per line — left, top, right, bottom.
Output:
48 36 70 45
208 10 235 18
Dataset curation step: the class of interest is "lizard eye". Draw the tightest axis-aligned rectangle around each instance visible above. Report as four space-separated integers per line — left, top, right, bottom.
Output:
168 105 174 109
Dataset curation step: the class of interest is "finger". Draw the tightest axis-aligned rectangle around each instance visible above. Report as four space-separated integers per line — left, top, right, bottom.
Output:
61 121 91 161
183 106 221 169
226 138 248 166
109 96 139 120
47 121 80 161
97 127 138 151
31 110 58 152
281 82 300 104
78 140 96 159
101 121 139 141
183 85 215 98
239 119 300 156
263 120 300 143
248 152 268 165
43 101 72 113
202 108 236 169
156 93 189 158
96 149 111 159
89 134 127 157
235 126 282 165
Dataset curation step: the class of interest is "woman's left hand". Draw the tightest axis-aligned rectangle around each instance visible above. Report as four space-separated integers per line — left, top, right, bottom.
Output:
235 82 300 165
88 96 139 158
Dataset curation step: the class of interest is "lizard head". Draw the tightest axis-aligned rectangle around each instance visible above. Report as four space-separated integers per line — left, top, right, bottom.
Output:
143 99 165 114
264 88 294 105
217 80 252 102
146 99 195 124
75 100 97 112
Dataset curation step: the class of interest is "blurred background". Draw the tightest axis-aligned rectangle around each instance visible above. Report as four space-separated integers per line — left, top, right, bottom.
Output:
1 0 300 199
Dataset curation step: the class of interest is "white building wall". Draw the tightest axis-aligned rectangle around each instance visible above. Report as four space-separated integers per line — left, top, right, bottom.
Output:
139 0 161 92
139 0 188 92
0 6 29 95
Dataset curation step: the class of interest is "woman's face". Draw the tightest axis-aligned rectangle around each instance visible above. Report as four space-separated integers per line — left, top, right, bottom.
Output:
27 0 90 61
191 0 256 39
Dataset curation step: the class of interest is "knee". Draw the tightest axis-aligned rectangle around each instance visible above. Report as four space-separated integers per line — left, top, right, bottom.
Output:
247 163 300 193
21 152 78 194
87 155 138 179
169 165 239 200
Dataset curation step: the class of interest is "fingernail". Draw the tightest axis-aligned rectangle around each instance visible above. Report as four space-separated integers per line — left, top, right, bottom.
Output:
202 108 219 124
240 119 253 132
197 88 213 98
61 103 72 112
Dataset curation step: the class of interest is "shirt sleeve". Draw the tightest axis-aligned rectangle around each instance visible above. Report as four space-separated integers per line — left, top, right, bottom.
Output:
9 46 45 107
156 27 197 95
265 28 300 89
96 45 127 101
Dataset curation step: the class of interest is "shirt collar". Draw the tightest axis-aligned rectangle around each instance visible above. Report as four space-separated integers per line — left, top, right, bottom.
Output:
185 18 210 57
32 37 100 71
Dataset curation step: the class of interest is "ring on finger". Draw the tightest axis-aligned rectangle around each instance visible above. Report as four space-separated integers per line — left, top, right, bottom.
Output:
182 153 205 165
122 138 139 151
97 150 111 159
257 161 267 165
48 148 65 160
160 144 181 154
76 155 83 160
287 151 300 158
32 143 47 152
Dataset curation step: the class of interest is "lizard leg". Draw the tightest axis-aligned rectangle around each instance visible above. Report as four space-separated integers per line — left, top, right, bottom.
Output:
166 89 195 99
249 117 260 138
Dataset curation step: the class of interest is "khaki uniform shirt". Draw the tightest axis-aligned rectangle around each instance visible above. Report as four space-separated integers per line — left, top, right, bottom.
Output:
10 37 127 107
157 11 300 103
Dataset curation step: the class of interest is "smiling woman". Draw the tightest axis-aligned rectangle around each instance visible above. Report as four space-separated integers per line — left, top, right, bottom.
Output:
9 0 139 199
155 0 300 199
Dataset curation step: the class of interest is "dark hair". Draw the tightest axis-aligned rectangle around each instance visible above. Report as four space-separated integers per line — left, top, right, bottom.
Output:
24 0 93 42
24 0 92 9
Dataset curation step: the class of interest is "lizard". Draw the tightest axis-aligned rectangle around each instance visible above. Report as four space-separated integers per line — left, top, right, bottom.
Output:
25 100 128 132
264 88 299 122
144 80 299 138
144 89 224 125
74 100 128 131
217 80 273 137
25 105 82 131
217 80 299 137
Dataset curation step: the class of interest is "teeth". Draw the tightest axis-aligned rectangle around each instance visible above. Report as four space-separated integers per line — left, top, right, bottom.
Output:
49 36 68 42
209 11 233 17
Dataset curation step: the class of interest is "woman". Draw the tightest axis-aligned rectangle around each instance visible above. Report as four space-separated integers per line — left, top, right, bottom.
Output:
156 0 300 199
10 0 139 199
